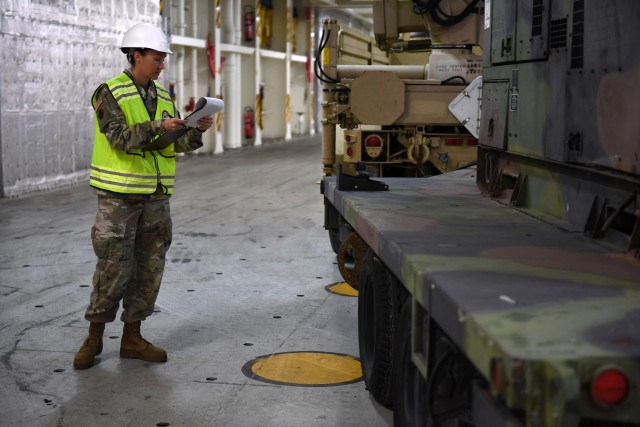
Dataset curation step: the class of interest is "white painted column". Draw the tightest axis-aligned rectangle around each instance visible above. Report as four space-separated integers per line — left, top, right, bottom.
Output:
177 0 186 114
222 0 241 149
191 1 198 102
308 7 315 136
284 0 292 140
253 0 262 146
213 0 224 153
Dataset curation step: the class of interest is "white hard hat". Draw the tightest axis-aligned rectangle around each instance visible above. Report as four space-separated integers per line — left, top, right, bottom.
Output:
121 23 173 54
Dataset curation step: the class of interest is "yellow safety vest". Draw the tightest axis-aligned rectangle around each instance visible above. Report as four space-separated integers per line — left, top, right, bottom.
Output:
89 73 176 195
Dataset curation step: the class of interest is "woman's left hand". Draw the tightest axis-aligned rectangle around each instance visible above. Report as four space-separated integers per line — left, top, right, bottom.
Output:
196 115 214 132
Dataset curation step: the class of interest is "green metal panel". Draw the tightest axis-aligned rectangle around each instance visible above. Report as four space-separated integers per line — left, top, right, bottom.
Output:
516 0 550 62
490 0 517 64
484 0 522 149
506 63 549 158
479 81 510 150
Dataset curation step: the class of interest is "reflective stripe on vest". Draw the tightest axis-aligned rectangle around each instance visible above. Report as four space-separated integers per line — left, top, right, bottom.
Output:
89 73 176 195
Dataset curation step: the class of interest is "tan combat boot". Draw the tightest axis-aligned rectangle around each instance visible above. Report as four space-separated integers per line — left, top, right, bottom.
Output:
73 322 105 370
120 320 167 363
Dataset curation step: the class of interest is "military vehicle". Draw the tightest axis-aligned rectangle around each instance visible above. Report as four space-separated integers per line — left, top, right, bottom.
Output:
319 1 482 180
320 0 484 253
320 0 640 426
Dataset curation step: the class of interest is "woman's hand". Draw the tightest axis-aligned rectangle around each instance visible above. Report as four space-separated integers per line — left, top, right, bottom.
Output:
161 118 188 132
196 115 214 132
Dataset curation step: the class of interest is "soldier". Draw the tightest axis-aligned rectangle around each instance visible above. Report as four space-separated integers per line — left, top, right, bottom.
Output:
73 23 214 370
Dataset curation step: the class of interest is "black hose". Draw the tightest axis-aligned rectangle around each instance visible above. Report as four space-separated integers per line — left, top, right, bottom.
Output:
441 76 468 85
432 0 480 27
314 29 340 84
412 0 481 27
413 0 439 15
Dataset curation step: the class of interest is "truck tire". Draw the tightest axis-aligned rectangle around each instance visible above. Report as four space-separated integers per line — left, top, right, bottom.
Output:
393 296 476 427
325 201 342 254
426 336 476 427
358 249 394 407
329 220 354 255
392 294 428 426
328 229 341 254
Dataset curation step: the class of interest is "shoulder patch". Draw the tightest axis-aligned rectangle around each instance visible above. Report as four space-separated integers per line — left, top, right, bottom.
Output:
91 83 108 109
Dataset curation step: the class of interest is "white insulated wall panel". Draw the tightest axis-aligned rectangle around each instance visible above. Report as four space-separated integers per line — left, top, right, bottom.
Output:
1 0 160 197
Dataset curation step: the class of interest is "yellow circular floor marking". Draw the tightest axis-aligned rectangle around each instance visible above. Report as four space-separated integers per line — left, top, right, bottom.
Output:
325 281 358 297
242 351 363 387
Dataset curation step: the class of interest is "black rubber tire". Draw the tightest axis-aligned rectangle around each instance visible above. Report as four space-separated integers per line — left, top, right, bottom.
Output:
392 309 476 426
426 337 476 427
358 249 394 407
328 228 341 254
392 290 428 427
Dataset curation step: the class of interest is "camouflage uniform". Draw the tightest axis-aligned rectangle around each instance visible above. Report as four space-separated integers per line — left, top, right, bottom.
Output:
85 68 202 324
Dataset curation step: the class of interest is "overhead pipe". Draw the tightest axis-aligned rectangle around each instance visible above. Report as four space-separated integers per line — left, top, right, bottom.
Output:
337 64 428 80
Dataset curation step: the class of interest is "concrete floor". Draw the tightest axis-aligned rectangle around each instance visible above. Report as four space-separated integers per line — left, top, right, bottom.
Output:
0 135 393 427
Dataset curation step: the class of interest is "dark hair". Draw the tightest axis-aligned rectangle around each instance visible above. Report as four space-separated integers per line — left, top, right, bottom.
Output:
123 48 148 66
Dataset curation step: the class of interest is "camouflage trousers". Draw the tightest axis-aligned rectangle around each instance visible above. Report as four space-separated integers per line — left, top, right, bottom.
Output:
84 196 172 324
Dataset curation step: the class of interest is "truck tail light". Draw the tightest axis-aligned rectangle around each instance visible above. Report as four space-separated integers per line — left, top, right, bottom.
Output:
364 134 383 148
490 358 503 394
364 134 383 159
591 368 629 406
346 146 354 158
467 138 479 145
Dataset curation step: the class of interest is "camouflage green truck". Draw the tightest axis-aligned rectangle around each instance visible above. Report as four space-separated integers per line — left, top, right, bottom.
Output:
321 0 640 426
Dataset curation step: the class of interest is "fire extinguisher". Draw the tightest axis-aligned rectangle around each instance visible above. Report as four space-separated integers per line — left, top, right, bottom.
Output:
184 97 195 112
244 106 254 139
244 6 254 42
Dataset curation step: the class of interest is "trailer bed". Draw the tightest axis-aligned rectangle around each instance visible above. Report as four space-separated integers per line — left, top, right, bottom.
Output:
322 169 640 384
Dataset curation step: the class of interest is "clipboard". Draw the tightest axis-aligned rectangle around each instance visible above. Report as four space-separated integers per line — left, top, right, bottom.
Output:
144 97 224 151
184 97 224 127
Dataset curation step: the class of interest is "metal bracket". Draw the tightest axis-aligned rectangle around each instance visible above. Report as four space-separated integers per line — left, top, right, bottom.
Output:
336 162 389 191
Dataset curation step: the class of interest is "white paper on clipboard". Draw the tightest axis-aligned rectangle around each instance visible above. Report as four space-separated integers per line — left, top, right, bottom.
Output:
184 97 224 127
144 97 224 151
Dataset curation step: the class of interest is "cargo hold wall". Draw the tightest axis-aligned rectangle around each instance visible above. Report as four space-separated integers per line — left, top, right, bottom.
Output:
0 1 161 197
